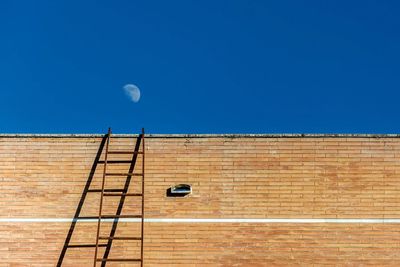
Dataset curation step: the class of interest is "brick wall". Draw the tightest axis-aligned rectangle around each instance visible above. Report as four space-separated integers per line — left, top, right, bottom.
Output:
1 135 400 266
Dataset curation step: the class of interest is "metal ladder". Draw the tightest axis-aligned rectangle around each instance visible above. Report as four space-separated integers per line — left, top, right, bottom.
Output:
93 128 145 266
56 128 145 266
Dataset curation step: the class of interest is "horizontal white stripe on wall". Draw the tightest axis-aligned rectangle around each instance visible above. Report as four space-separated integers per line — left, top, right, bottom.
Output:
1 218 400 223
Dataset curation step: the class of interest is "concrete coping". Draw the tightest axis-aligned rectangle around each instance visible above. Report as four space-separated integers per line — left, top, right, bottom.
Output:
1 133 400 138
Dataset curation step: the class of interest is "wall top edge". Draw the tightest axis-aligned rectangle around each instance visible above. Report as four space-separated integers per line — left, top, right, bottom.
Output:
1 133 400 138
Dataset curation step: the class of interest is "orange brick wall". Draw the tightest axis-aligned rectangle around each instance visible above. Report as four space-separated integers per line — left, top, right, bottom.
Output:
1 135 400 266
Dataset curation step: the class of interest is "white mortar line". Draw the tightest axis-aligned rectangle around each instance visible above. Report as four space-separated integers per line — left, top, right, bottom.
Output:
0 218 400 223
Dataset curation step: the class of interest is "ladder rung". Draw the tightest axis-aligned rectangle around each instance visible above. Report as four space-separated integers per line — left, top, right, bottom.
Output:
88 189 125 193
96 258 142 262
98 160 132 164
101 215 142 219
99 236 142 240
103 193 142 197
106 173 143 176
67 244 107 248
108 151 143 155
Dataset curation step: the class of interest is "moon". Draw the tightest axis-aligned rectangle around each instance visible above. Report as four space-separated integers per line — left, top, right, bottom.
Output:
123 84 141 103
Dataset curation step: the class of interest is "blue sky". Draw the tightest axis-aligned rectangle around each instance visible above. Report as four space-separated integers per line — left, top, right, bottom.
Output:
1 1 399 134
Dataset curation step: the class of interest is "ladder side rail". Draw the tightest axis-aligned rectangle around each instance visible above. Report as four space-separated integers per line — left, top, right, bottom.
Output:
93 127 111 267
140 128 145 267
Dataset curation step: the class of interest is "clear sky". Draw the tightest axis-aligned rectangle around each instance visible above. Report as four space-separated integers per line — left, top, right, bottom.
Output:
1 1 399 134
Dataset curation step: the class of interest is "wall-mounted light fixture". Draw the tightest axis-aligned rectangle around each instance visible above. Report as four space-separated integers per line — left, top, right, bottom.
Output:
166 184 192 197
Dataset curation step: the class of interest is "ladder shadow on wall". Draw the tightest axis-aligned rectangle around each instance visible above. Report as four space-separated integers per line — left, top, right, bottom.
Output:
57 134 142 266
